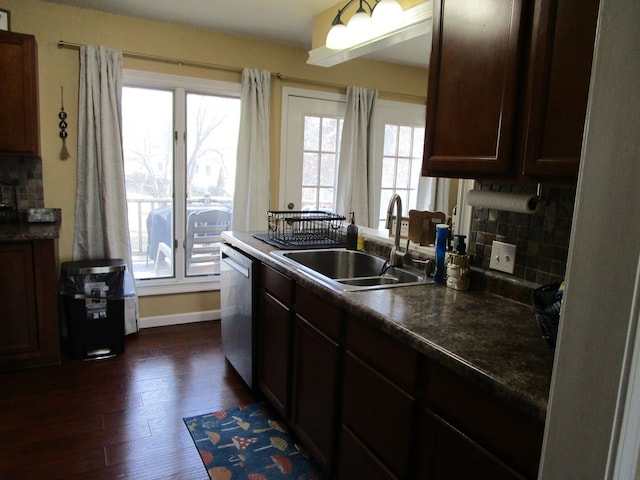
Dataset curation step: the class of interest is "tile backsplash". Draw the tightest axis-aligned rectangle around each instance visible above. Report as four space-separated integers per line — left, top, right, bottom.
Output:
468 183 576 285
0 156 44 210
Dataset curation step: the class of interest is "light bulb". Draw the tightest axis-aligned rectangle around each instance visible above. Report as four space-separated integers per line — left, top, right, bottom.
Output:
346 9 372 45
326 22 350 49
371 0 404 29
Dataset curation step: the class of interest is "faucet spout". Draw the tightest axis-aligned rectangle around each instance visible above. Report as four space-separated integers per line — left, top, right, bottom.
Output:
386 194 403 267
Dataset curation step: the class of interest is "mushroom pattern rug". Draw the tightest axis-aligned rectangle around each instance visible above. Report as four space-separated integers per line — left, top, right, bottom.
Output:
184 403 326 480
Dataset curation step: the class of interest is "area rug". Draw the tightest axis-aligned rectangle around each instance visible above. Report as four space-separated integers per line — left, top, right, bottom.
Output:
184 402 326 479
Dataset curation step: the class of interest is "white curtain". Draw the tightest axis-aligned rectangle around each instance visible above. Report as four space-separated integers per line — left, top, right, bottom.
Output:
336 86 378 227
74 45 138 335
418 176 451 214
232 68 271 231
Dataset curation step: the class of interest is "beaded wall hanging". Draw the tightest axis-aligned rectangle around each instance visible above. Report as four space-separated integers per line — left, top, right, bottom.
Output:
59 86 70 160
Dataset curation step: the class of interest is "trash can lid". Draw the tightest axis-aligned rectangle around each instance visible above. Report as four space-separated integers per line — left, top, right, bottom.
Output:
61 258 127 275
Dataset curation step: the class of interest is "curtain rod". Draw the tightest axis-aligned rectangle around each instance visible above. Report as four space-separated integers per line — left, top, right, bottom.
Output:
58 40 242 74
57 40 425 101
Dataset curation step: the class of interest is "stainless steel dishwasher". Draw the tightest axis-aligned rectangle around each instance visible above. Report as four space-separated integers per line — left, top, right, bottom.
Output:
220 244 259 389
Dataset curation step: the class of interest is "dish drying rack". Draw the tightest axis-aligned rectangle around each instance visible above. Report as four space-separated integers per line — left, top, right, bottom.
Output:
267 210 345 248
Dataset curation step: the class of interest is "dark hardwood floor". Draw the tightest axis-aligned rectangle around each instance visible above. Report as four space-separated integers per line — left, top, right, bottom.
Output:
0 321 256 479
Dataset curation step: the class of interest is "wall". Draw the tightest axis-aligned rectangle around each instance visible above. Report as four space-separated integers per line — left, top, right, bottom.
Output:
469 183 576 285
3 0 428 320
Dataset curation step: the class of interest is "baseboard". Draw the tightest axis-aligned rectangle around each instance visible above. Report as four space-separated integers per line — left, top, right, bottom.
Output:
139 310 221 329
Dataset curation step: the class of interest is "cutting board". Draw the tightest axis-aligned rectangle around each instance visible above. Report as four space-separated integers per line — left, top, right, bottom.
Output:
408 210 447 246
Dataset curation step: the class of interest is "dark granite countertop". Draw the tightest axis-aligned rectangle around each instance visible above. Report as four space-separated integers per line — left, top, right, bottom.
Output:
222 231 554 422
0 216 61 242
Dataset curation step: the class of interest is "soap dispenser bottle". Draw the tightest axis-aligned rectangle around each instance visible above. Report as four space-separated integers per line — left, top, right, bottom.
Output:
446 235 470 291
346 212 358 250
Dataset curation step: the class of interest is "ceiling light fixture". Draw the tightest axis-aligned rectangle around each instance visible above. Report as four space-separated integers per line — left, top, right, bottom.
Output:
326 0 405 50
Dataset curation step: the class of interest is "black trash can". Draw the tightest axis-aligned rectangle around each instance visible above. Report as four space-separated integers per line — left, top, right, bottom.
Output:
60 259 132 360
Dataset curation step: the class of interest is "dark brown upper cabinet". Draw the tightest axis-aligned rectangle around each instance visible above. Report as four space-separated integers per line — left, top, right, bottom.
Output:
0 31 40 156
423 0 599 183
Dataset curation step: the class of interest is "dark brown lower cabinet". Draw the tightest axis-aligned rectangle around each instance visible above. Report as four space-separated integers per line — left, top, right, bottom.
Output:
426 363 544 479
416 412 524 480
338 425 398 480
254 262 544 479
340 352 415 478
0 240 60 371
290 285 342 474
257 269 341 475
257 289 292 417
291 315 339 472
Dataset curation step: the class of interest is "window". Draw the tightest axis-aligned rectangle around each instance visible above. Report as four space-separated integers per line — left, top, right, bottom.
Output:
281 88 430 227
122 71 241 293
378 124 426 229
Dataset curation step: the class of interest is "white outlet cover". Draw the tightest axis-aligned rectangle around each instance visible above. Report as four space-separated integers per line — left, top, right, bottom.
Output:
389 216 410 239
489 240 517 274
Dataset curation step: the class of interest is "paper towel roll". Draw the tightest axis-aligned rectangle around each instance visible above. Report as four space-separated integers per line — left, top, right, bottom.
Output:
466 190 539 214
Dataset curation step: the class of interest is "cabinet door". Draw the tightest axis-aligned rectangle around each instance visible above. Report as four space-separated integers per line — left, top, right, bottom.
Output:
0 32 39 156
0 243 38 356
0 240 60 371
257 290 292 417
291 315 339 473
423 0 525 178
520 0 599 179
338 426 399 480
341 352 415 477
426 362 544 478
416 412 525 480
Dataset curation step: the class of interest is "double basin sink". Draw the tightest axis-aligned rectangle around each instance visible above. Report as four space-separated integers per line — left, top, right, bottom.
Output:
271 248 433 291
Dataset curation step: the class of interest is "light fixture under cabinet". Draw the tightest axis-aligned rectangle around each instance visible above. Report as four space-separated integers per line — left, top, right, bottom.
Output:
326 0 405 50
309 1 432 68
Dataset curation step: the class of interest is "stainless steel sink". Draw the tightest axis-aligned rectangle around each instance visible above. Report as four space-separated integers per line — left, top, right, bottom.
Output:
271 249 433 291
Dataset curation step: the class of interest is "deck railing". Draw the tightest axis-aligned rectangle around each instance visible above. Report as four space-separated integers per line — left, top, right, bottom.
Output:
127 196 233 257
128 198 171 257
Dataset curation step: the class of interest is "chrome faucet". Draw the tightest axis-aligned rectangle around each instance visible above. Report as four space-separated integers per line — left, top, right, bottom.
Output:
385 194 403 267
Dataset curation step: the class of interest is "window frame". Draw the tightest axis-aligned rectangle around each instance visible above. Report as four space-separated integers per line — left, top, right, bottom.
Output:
123 69 240 296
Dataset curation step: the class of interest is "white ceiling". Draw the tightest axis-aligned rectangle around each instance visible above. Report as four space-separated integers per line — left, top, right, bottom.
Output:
39 0 429 67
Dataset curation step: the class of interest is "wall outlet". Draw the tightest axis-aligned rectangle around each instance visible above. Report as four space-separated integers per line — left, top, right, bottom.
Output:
489 240 517 274
389 216 410 239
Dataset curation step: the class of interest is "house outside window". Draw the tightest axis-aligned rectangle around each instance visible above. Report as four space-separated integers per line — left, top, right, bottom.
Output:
122 70 241 294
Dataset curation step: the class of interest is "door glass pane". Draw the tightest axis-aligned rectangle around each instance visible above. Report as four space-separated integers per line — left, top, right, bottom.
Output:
321 118 339 151
304 116 320 150
303 152 319 186
123 87 174 280
320 153 336 187
318 188 335 211
301 187 317 210
301 115 342 211
185 93 240 277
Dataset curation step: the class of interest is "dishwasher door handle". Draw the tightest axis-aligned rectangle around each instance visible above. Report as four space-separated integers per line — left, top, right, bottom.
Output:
223 256 250 278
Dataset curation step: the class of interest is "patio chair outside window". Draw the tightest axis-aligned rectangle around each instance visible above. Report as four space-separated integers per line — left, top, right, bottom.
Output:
185 207 231 276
